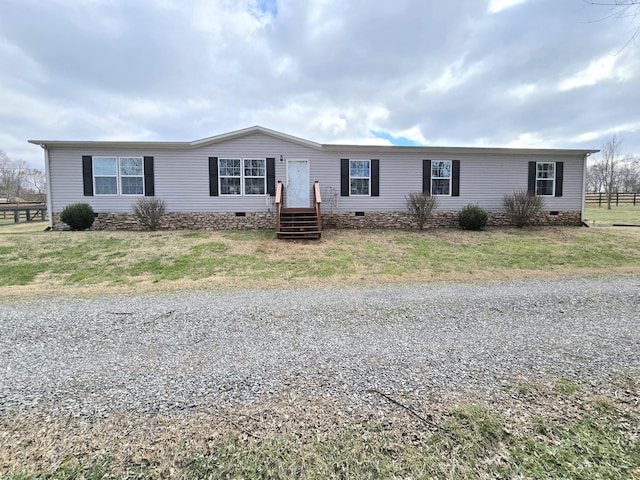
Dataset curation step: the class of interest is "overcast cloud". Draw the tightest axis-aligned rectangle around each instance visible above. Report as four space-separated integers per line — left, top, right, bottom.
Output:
1 0 639 169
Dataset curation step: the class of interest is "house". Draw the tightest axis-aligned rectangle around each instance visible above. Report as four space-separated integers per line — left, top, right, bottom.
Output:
29 126 598 236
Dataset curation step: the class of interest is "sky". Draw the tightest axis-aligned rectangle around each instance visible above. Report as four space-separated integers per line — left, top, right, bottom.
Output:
1 0 639 170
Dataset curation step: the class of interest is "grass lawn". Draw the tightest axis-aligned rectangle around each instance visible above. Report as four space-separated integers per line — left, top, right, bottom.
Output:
584 205 640 226
0 225 639 297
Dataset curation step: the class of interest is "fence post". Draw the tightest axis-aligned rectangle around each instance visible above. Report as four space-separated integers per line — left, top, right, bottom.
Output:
599 192 602 207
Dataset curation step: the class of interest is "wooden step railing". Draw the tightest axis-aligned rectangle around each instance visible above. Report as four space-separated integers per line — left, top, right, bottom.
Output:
313 181 322 232
275 181 283 234
275 181 322 239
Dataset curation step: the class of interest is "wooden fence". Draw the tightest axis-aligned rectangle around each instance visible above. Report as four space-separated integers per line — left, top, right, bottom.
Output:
585 193 639 207
0 204 47 224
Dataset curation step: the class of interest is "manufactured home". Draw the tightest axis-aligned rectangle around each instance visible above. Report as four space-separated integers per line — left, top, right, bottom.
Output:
29 126 597 237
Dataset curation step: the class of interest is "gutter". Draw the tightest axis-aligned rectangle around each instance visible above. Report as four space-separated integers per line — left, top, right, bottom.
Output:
41 144 53 229
581 151 594 224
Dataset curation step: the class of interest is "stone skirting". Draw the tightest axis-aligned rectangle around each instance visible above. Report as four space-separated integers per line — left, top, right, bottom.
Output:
323 211 582 229
53 210 583 231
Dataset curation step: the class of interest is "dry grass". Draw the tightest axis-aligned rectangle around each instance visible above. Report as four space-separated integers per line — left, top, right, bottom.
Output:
1 226 640 299
2 376 638 479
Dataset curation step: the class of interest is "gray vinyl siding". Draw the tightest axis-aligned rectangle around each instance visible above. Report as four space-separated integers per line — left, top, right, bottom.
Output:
48 132 586 215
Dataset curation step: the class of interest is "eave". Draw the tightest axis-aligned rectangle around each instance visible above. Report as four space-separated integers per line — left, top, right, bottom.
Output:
29 125 599 157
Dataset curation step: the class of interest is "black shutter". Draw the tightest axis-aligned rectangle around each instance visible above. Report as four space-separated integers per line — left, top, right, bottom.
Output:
555 161 563 197
82 155 93 196
266 157 276 196
371 159 380 196
340 159 349 196
143 156 154 196
528 161 536 195
452 160 460 197
423 160 431 195
209 157 219 196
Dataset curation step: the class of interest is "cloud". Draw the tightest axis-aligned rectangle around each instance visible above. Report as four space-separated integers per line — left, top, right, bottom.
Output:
0 0 638 168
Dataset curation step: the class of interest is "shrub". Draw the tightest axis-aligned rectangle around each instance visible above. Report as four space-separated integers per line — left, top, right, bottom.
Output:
458 204 489 230
503 189 544 228
406 192 437 230
60 202 95 231
133 197 167 231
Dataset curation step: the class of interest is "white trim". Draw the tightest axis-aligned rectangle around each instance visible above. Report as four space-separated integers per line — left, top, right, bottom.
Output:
286 158 310 207
43 145 53 228
349 159 371 196
218 157 267 196
535 161 556 197
581 154 589 221
431 160 452 196
28 126 599 157
93 156 145 196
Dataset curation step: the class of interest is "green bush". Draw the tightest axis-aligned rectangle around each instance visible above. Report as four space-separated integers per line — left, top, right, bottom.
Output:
458 204 489 230
406 192 438 230
60 203 95 231
503 189 545 228
132 197 166 231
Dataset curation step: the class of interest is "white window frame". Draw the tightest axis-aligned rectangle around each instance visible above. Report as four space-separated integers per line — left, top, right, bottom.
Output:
219 158 242 195
243 158 267 195
349 160 370 196
431 160 452 196
218 157 266 196
93 156 144 196
536 162 556 196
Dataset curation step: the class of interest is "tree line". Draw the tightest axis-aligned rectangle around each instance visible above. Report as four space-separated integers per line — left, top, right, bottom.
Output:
586 134 640 209
0 149 46 203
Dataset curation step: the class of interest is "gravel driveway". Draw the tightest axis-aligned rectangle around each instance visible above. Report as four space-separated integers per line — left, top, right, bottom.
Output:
1 276 639 418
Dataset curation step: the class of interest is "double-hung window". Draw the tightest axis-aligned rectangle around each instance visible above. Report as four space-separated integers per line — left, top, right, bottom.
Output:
93 156 143 195
349 160 370 195
219 158 266 195
219 158 242 195
536 162 555 196
244 159 266 195
431 161 452 195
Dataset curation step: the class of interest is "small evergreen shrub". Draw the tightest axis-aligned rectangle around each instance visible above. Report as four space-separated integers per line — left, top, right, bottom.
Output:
458 204 489 230
133 197 166 231
503 189 544 228
406 192 438 230
60 202 95 231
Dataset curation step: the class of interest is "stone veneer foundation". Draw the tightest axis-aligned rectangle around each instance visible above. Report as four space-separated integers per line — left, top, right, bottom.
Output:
53 210 583 231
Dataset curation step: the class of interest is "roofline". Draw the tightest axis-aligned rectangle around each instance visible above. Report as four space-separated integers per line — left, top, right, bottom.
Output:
28 126 599 156
29 125 323 151
322 144 600 156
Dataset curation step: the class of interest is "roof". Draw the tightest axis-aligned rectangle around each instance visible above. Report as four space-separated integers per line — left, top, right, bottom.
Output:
29 125 599 156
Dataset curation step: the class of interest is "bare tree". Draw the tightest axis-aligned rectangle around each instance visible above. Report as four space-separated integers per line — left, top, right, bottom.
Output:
0 150 23 201
617 156 640 192
597 134 625 209
584 1 640 50
23 168 47 203
0 149 46 203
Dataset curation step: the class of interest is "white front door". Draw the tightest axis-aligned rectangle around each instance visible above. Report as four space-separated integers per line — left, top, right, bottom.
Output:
286 159 310 207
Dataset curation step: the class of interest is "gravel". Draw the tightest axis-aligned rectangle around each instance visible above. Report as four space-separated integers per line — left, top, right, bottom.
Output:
1 276 639 418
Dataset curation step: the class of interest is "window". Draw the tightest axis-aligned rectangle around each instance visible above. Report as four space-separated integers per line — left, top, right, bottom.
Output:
431 161 452 195
93 156 144 195
219 158 241 195
119 157 144 195
350 160 370 195
536 162 555 196
219 158 265 195
244 158 266 195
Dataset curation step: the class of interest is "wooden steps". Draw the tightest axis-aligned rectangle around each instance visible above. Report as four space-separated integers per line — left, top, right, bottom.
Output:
277 208 321 239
